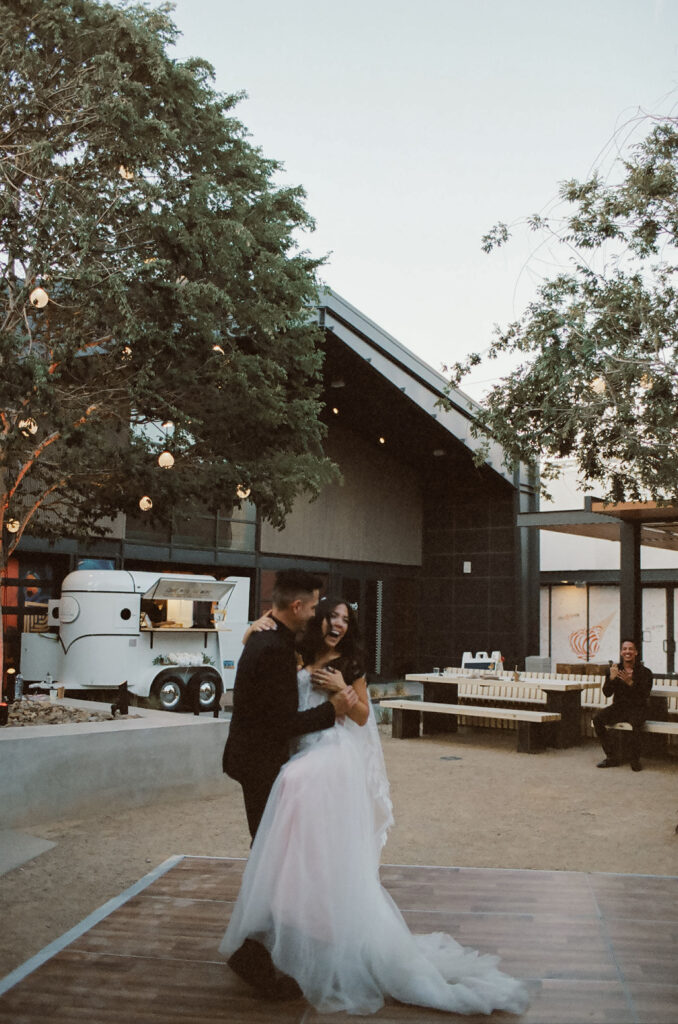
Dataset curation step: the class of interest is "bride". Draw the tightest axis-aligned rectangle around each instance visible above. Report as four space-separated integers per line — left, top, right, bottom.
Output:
220 597 529 1016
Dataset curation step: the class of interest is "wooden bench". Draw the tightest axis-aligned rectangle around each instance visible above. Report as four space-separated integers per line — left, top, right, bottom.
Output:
609 720 678 735
379 699 561 754
585 688 677 756
606 719 678 762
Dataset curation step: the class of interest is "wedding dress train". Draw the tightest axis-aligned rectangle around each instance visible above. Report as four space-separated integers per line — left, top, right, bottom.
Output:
220 670 529 1016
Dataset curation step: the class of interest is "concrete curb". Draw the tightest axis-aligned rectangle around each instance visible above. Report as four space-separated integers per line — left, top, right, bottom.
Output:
0 700 230 828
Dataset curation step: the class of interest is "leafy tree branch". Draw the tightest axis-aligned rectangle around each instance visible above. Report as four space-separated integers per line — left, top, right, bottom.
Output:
447 113 678 503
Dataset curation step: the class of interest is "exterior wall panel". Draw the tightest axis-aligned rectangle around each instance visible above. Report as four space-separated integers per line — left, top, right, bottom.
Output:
260 426 423 566
418 468 521 670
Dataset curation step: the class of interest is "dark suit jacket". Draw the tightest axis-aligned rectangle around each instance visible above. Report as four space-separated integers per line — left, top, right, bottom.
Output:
222 617 336 791
603 661 653 708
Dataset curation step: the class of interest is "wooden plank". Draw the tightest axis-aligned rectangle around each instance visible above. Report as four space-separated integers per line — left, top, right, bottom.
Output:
608 720 678 735
379 700 560 724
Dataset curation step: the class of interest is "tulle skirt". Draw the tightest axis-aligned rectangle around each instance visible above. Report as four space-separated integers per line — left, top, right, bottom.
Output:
220 721 529 1016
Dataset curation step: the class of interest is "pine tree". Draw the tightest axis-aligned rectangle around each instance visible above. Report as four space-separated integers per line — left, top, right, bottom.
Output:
1 0 338 679
1 0 336 560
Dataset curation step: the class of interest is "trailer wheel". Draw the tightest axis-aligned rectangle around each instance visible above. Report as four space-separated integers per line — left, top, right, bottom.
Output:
151 674 184 712
189 669 223 713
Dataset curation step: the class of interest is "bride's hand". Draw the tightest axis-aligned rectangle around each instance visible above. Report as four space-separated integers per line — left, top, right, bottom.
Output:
251 610 277 632
242 611 277 644
311 666 346 693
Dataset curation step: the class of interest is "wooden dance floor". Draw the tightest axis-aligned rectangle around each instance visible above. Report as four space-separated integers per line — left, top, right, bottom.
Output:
0 856 676 1023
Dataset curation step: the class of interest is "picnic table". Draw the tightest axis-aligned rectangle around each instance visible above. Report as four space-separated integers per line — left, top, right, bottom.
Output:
404 673 601 748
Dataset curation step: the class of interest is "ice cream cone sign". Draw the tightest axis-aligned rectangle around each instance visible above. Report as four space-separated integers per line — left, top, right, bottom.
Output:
569 612 615 660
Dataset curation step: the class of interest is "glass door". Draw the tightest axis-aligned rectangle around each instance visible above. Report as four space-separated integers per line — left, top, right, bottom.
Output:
642 587 667 675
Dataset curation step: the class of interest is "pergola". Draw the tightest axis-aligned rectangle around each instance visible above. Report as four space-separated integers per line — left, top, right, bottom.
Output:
517 499 678 644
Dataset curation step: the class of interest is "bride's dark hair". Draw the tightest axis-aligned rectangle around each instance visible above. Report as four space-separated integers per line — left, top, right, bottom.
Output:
299 596 365 683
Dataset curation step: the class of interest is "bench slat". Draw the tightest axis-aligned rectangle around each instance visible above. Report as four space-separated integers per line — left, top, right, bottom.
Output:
379 699 560 724
460 694 546 706
608 720 678 735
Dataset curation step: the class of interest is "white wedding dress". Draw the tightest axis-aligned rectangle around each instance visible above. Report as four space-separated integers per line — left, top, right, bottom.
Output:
220 670 529 1016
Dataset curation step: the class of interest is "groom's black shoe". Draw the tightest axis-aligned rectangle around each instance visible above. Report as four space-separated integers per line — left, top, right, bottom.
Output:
227 939 278 996
272 975 303 1001
228 939 303 1001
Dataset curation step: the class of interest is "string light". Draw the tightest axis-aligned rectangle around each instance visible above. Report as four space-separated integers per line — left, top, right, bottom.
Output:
236 485 251 500
18 418 38 436
29 287 49 308
6 519 20 533
118 165 134 180
157 451 174 469
139 496 153 511
591 377 606 394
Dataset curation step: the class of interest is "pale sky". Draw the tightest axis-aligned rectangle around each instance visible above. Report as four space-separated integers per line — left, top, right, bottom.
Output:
169 0 678 398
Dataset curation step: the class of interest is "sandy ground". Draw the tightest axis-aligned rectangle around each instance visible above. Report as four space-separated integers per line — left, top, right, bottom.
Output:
2 728 677 979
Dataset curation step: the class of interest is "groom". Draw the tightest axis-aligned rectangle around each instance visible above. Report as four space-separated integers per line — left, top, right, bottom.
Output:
223 568 357 998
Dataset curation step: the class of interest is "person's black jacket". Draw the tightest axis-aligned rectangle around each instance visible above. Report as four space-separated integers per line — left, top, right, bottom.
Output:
222 617 335 786
602 661 653 708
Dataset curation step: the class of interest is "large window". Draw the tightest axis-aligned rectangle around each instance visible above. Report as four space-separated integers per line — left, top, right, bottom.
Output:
126 502 256 553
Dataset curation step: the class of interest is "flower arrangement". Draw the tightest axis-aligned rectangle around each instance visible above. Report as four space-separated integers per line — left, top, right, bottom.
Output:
152 652 215 667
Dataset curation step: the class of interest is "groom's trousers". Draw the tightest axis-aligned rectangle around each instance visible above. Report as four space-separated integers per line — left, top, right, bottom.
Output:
242 769 279 841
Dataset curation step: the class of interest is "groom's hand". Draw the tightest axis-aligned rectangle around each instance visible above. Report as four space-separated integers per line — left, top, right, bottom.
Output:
330 687 358 717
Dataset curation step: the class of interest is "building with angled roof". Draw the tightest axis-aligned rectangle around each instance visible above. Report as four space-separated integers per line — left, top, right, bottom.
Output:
4 289 539 682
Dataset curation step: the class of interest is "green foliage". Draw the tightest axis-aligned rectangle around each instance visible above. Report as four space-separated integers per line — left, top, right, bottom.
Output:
151 654 216 666
0 0 337 568
448 117 678 503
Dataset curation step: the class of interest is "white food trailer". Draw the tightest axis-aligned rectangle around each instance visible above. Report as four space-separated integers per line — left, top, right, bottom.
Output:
20 570 251 711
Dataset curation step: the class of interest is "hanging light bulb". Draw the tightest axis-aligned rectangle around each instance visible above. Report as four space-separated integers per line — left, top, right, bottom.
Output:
18 417 38 436
118 164 134 180
121 346 133 361
378 436 386 445
157 451 174 469
29 287 49 308
161 421 174 431
212 344 225 355
590 377 606 394
236 485 251 500
6 519 20 533
139 496 153 511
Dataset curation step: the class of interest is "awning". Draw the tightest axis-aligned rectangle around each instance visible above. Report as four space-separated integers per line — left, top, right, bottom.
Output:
142 579 235 602
517 501 678 553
